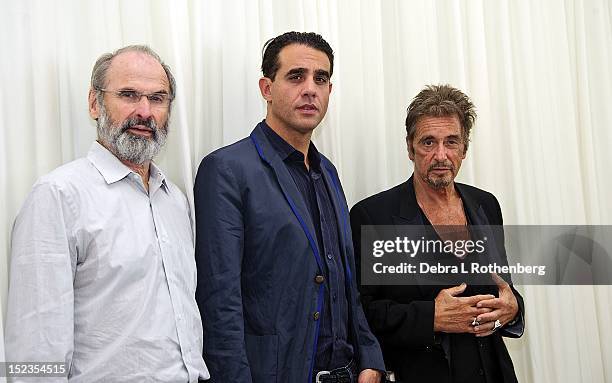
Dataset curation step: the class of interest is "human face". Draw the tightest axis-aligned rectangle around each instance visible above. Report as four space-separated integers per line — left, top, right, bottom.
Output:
89 51 170 163
408 115 466 190
259 44 332 137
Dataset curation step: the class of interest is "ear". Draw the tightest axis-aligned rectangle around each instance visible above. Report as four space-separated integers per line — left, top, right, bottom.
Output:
88 88 100 120
259 77 273 102
407 137 415 160
329 82 333 94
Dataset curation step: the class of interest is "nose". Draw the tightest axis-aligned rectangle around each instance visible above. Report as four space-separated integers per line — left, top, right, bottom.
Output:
301 76 317 98
433 142 448 161
133 96 153 119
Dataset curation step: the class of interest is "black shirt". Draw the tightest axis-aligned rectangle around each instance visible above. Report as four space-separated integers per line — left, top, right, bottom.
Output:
262 122 353 371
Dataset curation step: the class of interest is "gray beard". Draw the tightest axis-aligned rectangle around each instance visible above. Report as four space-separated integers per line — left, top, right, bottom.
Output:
96 105 168 165
426 176 452 189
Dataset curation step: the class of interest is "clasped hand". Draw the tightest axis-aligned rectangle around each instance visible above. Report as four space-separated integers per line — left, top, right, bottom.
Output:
433 273 518 337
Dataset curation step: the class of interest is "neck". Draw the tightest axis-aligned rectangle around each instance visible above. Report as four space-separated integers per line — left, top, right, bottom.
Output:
265 116 312 167
98 139 151 191
122 160 151 191
413 175 458 206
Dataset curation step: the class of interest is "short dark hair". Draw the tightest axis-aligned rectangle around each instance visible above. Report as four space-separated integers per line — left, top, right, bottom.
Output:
405 84 476 153
261 31 334 80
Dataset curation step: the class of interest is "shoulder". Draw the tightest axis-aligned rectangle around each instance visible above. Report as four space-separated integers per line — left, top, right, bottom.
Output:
196 137 256 175
15 158 94 224
351 182 406 214
31 157 96 195
456 182 500 206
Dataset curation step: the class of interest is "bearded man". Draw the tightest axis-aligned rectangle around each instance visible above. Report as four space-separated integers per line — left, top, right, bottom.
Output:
5 45 209 382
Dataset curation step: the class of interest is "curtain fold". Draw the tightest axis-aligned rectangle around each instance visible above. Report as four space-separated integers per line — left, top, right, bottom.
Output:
2 1 611 381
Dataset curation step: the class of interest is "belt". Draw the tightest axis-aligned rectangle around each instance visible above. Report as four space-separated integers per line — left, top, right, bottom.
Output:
314 359 358 383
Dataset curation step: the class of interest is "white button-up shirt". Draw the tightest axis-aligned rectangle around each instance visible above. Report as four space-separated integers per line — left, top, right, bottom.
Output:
5 142 209 382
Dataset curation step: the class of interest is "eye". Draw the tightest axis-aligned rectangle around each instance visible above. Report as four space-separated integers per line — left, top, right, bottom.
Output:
422 139 434 147
314 75 329 84
117 90 140 101
147 93 167 104
446 139 461 148
288 74 303 81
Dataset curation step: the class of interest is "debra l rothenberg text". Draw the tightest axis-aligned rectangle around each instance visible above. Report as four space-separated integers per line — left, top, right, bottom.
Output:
372 262 547 276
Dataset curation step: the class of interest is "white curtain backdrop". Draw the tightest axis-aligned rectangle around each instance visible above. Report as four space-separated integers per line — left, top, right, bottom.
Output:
1 1 611 381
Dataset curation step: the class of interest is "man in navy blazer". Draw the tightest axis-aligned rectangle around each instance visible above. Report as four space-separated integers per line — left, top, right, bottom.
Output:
194 32 385 383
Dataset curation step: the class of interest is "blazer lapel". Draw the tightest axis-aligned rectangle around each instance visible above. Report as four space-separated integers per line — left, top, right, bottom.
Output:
249 124 322 268
455 184 504 270
394 176 424 225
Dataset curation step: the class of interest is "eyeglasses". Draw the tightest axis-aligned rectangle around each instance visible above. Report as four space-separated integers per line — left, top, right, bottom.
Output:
96 88 172 107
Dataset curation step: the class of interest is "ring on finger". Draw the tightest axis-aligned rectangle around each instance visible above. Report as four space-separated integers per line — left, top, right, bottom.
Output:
493 319 502 331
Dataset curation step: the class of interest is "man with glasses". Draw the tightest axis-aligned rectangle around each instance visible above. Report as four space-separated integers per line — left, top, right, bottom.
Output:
5 45 209 382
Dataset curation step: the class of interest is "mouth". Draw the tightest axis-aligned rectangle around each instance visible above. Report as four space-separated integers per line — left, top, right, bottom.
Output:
126 125 154 137
430 168 452 174
296 104 318 115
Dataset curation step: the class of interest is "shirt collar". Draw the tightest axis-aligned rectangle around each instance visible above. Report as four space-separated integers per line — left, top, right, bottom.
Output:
261 120 322 170
87 141 169 193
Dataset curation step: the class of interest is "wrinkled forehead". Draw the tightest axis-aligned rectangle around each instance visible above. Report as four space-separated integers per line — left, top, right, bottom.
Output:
105 51 169 91
413 114 463 138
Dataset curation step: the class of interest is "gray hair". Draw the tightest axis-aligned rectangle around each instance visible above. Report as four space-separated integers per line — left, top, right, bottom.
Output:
90 45 176 108
405 84 476 153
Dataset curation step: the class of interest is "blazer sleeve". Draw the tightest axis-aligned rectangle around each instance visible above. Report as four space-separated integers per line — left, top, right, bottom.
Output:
194 154 252 383
489 196 525 338
350 203 437 349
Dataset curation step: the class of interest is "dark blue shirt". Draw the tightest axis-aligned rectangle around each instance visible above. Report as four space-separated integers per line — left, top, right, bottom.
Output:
262 122 353 371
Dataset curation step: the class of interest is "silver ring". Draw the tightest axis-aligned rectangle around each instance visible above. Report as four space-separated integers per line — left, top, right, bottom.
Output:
493 319 502 331
471 318 480 326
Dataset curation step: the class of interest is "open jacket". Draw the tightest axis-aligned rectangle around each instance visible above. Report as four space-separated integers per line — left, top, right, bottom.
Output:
350 176 524 383
194 122 384 383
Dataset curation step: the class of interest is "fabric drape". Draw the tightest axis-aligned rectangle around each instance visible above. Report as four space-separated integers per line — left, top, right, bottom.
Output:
1 1 611 382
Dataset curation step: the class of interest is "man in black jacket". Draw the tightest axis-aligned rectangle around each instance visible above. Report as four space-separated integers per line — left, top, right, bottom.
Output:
350 85 524 383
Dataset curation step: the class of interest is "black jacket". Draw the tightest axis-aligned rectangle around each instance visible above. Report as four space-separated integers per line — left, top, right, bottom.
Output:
350 176 524 383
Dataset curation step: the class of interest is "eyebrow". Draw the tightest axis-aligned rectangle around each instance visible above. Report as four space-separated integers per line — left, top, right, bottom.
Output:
286 68 306 77
118 87 169 95
285 68 331 78
419 134 462 141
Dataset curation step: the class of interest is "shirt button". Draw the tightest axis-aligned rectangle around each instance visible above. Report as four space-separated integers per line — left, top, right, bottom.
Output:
314 275 325 284
313 312 320 320
478 369 484 376
333 294 337 302
327 253 333 260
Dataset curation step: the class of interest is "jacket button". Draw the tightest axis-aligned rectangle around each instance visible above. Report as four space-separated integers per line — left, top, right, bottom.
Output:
314 275 325 284
424 345 432 352
313 312 320 320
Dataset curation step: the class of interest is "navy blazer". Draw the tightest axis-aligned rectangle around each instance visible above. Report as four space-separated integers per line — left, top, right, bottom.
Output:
194 122 384 383
350 176 524 383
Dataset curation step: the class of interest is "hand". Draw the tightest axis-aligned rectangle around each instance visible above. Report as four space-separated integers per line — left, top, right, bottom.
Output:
358 368 382 383
433 283 495 333
473 273 519 337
